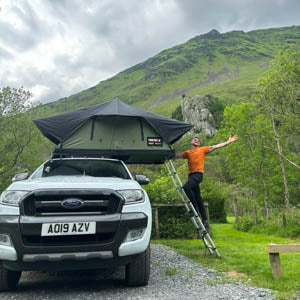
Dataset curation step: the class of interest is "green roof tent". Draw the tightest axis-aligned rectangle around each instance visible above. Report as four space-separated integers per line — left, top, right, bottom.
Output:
34 98 193 164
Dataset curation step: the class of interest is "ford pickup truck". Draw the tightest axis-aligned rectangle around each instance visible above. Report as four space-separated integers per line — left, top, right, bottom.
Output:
0 158 151 291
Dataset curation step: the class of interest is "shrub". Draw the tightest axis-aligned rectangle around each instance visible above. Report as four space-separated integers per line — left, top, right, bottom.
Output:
234 207 300 238
151 207 195 239
235 216 255 232
284 207 300 237
171 105 183 121
145 176 178 203
202 177 227 223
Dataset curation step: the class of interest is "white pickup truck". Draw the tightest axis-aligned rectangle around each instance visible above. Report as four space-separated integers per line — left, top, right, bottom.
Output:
0 158 152 291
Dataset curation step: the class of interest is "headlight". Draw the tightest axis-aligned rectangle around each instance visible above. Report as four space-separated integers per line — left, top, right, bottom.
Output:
117 189 144 205
0 191 28 206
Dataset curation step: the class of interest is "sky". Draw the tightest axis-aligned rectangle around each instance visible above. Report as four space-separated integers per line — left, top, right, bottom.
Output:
0 0 299 104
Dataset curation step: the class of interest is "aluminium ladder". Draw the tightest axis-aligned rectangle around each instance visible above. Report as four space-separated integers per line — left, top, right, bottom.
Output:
164 159 221 257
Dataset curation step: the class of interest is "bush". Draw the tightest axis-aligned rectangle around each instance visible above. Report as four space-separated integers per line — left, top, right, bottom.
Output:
283 207 300 237
171 105 183 121
234 207 300 238
202 177 227 223
151 207 196 239
235 216 255 232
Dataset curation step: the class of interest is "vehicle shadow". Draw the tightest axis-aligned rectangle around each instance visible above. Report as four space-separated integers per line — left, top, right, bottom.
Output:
11 267 128 295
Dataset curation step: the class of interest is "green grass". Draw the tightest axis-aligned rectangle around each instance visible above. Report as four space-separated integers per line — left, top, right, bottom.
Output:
150 98 181 117
157 223 300 299
165 268 178 276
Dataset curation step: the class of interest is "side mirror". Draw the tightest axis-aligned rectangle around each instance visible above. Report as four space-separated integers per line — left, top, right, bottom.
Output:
135 174 149 185
12 173 29 182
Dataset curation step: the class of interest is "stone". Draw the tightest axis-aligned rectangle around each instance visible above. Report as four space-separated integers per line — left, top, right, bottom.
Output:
181 95 217 137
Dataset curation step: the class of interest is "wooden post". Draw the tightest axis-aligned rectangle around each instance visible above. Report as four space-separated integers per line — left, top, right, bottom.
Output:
253 204 258 225
268 253 282 279
204 202 209 221
233 197 239 223
154 207 160 239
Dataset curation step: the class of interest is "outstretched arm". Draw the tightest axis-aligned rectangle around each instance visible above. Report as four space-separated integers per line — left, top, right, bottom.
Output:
209 135 238 152
175 150 189 159
175 152 185 159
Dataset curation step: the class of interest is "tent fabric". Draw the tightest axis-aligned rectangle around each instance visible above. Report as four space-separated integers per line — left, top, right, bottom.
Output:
34 98 193 145
61 116 173 151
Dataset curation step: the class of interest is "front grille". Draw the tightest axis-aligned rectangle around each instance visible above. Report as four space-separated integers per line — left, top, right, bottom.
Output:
21 189 124 216
22 233 114 246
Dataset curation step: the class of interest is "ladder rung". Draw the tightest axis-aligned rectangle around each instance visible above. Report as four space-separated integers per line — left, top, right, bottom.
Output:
205 244 216 251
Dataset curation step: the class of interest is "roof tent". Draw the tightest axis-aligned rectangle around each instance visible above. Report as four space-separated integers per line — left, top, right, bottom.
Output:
34 98 193 164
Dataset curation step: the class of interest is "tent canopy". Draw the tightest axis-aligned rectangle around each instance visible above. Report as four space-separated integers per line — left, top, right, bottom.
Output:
34 98 193 164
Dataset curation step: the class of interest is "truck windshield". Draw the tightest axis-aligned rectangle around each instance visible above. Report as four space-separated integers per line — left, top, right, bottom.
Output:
37 159 130 179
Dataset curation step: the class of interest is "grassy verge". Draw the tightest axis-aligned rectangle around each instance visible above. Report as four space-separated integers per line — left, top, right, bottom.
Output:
155 221 300 299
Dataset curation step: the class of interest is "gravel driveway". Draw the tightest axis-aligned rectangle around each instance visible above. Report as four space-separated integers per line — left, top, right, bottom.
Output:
1 244 275 300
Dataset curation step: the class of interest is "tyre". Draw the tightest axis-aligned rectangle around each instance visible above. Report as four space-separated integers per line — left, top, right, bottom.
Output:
0 263 22 292
125 245 150 287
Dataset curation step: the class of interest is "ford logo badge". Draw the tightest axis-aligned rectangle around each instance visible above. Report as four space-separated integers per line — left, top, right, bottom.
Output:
61 198 84 209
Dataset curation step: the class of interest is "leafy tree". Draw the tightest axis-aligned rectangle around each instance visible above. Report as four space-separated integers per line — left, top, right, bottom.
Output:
204 94 225 129
0 87 42 189
256 48 300 210
217 103 275 217
216 48 300 224
171 105 183 121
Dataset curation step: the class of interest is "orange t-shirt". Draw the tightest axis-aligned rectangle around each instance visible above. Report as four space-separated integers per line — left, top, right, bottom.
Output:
181 146 210 174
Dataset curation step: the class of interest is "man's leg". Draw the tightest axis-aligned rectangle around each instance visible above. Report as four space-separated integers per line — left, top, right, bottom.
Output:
193 184 207 221
183 174 201 213
193 184 210 231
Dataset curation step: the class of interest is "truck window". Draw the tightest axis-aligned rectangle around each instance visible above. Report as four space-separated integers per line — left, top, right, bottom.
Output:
37 160 130 179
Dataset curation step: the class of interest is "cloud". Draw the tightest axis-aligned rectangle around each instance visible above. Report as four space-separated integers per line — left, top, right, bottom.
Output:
0 0 299 104
175 0 300 33
0 46 13 60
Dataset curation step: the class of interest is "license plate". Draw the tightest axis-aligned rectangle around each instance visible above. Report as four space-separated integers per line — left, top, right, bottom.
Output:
41 222 96 236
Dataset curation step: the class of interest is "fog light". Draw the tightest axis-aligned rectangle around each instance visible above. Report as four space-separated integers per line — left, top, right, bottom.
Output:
125 228 146 242
0 234 12 246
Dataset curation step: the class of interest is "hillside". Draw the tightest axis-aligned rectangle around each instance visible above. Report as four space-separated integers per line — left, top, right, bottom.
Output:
44 26 300 117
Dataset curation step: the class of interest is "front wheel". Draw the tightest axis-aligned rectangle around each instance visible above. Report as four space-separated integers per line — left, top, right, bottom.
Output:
0 263 22 292
125 245 150 287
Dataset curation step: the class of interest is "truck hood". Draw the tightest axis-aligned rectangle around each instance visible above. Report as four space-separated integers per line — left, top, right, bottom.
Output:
7 176 142 191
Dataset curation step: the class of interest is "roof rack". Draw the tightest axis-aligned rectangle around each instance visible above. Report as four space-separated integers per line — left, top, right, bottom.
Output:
52 148 175 164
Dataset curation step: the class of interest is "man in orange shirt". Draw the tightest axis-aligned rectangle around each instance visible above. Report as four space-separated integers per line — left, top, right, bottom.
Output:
179 135 238 230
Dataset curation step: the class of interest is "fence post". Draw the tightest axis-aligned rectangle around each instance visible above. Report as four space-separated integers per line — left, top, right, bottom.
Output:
204 202 209 221
154 207 160 239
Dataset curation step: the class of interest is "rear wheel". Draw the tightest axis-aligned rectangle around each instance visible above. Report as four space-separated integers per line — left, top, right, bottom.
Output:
125 245 150 287
0 263 22 292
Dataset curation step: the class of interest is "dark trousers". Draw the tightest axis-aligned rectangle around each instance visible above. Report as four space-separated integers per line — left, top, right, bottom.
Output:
183 172 207 221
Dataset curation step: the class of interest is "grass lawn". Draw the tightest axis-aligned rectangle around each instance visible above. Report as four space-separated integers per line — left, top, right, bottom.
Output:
156 221 300 299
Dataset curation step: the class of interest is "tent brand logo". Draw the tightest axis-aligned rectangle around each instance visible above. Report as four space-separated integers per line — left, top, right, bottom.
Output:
147 137 163 147
61 198 84 209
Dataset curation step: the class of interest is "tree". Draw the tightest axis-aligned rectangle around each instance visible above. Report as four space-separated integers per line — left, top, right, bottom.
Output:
257 48 300 210
0 87 39 189
216 48 299 223
217 103 275 218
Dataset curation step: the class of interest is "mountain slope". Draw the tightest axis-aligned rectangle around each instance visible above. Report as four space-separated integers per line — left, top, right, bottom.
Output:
45 26 300 117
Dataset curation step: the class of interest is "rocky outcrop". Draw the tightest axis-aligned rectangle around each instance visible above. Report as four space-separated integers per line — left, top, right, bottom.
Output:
181 95 217 137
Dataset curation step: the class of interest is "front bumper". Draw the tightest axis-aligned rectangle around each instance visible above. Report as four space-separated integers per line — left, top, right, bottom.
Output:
0 212 149 271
